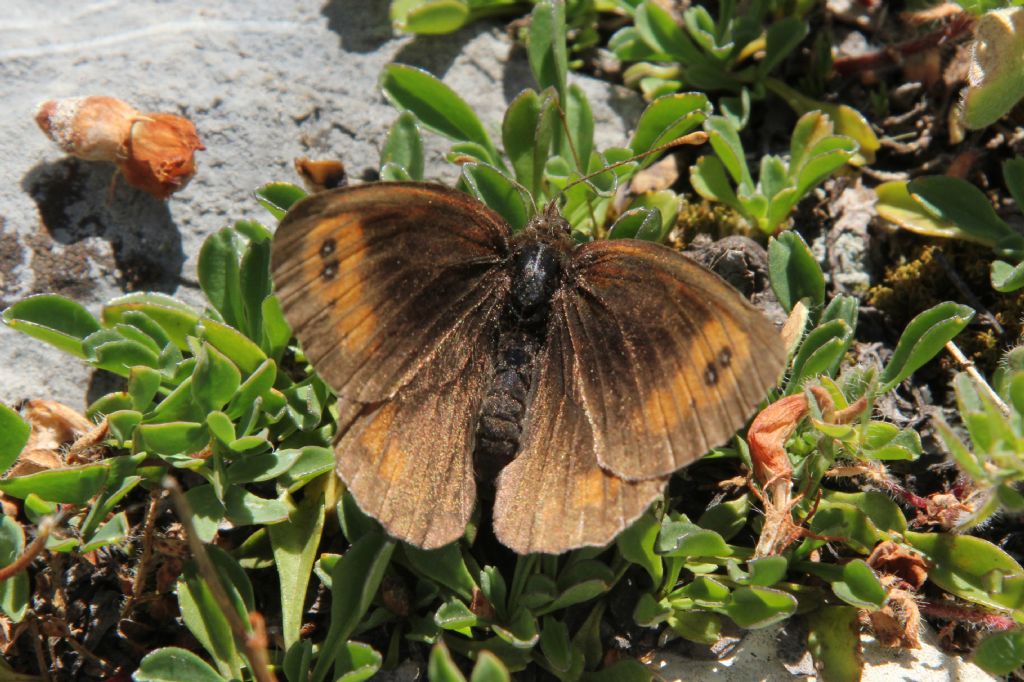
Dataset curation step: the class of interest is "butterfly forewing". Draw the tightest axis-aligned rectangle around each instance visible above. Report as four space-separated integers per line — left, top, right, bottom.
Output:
564 239 786 481
493 300 668 554
271 183 511 403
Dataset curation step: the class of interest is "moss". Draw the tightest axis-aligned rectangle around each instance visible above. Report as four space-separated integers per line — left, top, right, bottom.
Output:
868 243 1024 373
671 200 758 248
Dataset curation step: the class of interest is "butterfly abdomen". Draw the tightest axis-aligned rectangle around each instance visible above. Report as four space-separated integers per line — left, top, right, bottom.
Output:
474 238 565 483
474 341 535 481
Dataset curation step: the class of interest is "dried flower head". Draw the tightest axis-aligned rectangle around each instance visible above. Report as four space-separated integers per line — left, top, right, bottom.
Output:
35 95 204 199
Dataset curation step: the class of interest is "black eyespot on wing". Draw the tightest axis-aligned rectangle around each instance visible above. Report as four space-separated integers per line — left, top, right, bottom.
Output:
562 239 786 481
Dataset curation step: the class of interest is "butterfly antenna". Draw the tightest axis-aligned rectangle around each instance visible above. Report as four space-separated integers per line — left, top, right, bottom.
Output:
553 131 709 203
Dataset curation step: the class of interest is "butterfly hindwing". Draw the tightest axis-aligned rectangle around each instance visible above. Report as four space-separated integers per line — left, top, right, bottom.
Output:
333 274 507 549
271 183 511 403
493 298 667 555
563 239 785 481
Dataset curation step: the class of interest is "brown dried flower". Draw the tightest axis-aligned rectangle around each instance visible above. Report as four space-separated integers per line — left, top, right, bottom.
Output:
35 96 204 199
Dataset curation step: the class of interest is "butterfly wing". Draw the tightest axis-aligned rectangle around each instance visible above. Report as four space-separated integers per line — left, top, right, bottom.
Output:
493 300 667 555
563 239 785 481
333 294 504 549
271 182 511 403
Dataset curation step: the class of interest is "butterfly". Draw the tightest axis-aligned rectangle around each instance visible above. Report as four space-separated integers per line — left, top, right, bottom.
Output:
270 182 785 554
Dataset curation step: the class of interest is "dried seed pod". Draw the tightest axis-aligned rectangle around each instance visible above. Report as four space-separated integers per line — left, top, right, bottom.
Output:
35 96 137 162
35 95 204 199
119 113 204 198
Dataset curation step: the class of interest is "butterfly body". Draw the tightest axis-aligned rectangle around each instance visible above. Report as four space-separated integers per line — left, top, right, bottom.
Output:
271 182 785 554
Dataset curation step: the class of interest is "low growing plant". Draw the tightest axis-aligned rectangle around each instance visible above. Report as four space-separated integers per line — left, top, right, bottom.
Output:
875 156 1024 291
690 111 858 234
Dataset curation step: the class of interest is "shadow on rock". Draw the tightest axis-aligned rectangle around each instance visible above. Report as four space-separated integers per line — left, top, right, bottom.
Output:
393 21 497 79
321 0 394 53
21 158 184 294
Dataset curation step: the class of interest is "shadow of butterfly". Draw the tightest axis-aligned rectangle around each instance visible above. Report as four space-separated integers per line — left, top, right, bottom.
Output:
271 182 785 554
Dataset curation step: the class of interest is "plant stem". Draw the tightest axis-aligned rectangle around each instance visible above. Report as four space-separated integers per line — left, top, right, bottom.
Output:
945 340 1010 416
164 477 278 682
0 515 55 583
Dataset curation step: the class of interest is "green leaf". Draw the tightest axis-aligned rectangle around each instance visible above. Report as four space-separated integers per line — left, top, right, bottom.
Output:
191 343 242 413
766 78 880 165
270 488 326 650
878 302 975 392
697 494 750 542
137 422 208 457
704 116 752 189
334 640 382 682
616 511 663 585
81 511 130 553
198 229 245 329
428 641 467 682
0 404 30 473
470 650 511 682
768 231 825 312
380 64 499 166
0 458 126 504
546 560 616 611
390 0 470 34
579 658 653 681
962 8 1024 129
910 176 1024 256
875 181 965 240
493 607 540 648
807 606 862 682
255 183 307 221
746 556 789 587
823 490 907 533
2 295 100 358
690 155 742 211
723 586 797 628
634 0 704 64
831 559 887 609
103 293 200 350
403 543 477 601
382 111 425 181
565 84 595 173
657 520 730 558
761 17 808 76
134 647 227 682
787 319 853 392
503 89 556 200
975 629 1024 676
608 207 662 241
435 598 477 630
461 163 533 231
312 533 395 682
0 516 28 622
200 318 266 375
177 547 252 680
629 93 710 164
905 531 1024 611
538 616 573 673
992 260 1024 292
528 0 568 101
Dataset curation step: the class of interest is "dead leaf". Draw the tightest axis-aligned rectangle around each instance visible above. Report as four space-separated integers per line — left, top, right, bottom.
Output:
629 154 678 194
867 541 928 590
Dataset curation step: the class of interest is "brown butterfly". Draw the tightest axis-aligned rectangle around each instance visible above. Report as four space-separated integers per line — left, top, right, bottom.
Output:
270 182 785 554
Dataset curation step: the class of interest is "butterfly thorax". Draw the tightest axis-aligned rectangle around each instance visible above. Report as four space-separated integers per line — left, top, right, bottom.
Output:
474 221 569 486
